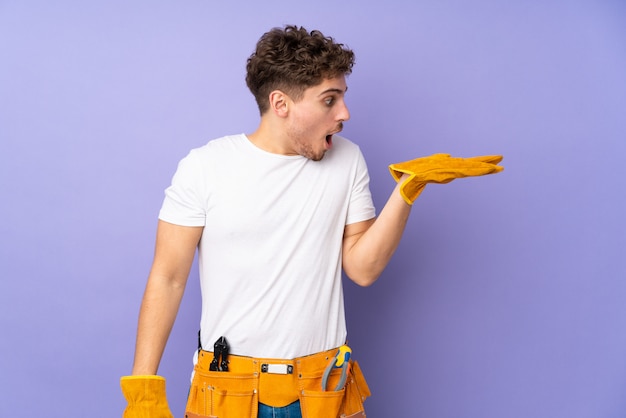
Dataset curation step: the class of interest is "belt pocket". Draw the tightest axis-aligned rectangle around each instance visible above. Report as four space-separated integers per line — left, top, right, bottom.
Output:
297 366 345 418
186 368 257 418
299 388 344 418
341 360 370 416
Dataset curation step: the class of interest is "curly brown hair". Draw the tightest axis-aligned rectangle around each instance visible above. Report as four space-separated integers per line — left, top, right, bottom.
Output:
246 25 355 115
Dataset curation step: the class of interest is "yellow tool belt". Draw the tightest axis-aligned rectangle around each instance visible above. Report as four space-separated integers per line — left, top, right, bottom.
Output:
185 347 370 418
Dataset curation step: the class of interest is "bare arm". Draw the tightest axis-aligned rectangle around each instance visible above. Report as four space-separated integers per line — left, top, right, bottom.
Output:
131 220 203 375
342 175 412 287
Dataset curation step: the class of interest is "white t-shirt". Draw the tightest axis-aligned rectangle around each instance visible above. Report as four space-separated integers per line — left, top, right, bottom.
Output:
159 134 375 359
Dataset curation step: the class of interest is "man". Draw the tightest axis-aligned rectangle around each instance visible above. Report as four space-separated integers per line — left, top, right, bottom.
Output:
121 25 502 418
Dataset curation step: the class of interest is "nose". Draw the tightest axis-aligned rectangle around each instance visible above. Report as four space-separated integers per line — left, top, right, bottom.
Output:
337 99 350 122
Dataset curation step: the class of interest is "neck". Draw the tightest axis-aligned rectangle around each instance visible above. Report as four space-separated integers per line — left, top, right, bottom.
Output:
247 118 292 156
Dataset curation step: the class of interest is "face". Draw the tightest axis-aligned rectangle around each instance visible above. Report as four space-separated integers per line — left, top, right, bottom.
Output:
284 76 351 161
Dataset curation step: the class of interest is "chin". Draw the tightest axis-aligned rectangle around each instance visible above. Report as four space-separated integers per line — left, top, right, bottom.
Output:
306 152 324 162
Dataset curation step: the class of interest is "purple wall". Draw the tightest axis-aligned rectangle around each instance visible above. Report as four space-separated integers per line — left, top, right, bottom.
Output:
1 1 625 416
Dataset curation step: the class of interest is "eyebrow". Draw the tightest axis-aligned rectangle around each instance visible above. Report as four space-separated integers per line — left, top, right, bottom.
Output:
318 86 348 96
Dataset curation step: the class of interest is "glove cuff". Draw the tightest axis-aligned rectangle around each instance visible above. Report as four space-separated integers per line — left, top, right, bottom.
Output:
120 375 168 405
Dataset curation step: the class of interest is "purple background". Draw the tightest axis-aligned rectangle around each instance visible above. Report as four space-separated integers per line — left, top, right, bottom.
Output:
1 1 625 416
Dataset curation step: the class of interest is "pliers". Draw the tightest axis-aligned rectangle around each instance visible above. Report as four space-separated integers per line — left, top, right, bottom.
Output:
209 336 230 372
321 345 351 391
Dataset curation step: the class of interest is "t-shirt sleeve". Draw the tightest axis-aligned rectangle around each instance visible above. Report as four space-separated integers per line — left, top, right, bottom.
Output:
158 150 207 227
346 148 376 225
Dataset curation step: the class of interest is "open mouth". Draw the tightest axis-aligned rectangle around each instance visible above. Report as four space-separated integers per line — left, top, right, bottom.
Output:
325 123 343 149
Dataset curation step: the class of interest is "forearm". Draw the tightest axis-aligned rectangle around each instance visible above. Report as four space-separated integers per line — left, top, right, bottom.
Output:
343 179 412 286
130 221 202 375
131 273 186 375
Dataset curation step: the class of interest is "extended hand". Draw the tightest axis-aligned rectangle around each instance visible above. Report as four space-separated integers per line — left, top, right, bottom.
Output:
389 153 504 204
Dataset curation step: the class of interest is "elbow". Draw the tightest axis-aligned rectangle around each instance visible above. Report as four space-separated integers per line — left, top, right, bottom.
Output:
354 277 379 287
343 257 386 287
345 270 381 287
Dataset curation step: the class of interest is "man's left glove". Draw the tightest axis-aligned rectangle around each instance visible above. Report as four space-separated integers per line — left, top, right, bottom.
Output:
389 153 504 205
120 375 174 418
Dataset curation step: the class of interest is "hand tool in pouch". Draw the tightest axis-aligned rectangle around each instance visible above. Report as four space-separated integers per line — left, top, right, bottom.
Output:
322 345 352 391
209 336 230 372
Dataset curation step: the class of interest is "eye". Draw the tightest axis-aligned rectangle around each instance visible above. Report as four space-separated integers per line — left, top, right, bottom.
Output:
324 97 335 106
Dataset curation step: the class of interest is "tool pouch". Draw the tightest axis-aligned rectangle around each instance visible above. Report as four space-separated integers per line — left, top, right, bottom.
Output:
185 367 258 418
185 350 371 418
298 360 370 418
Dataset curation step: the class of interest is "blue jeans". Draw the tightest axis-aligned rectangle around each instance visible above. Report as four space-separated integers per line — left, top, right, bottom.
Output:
258 401 302 418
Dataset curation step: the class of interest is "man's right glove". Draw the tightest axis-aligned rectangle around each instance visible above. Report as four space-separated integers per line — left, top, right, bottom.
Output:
120 375 174 418
389 153 504 205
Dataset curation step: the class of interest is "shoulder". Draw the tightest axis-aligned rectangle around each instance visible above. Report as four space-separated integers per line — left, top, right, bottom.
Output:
190 134 247 156
169 134 245 178
325 135 368 167
325 135 365 161
176 134 246 166
331 135 360 152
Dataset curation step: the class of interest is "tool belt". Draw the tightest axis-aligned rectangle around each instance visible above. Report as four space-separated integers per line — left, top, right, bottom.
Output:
185 346 370 418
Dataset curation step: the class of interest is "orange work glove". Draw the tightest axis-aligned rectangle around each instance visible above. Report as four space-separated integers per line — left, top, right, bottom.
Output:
120 375 174 418
389 153 504 205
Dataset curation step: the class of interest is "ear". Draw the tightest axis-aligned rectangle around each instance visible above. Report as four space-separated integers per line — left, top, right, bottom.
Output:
268 90 290 117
